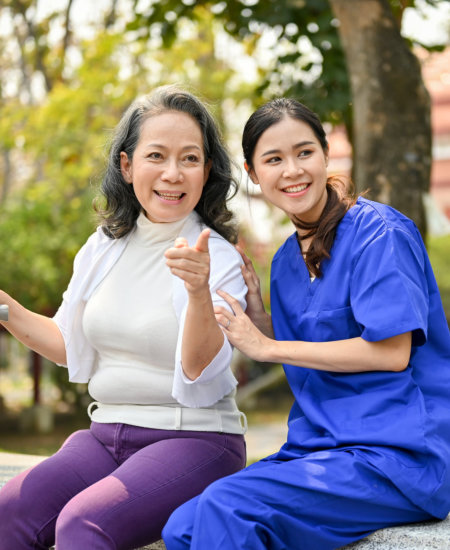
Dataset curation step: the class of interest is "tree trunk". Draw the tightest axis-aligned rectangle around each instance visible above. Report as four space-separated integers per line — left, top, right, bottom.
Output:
329 0 431 238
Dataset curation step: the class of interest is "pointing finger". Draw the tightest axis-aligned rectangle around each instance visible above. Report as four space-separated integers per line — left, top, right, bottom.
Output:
195 228 210 253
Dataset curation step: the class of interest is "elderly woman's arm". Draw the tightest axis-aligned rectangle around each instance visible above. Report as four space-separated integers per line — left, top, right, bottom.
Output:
0 290 66 365
165 229 225 380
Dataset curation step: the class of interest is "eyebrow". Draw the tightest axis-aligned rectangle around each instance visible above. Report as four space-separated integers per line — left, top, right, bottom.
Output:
260 140 316 157
144 143 202 151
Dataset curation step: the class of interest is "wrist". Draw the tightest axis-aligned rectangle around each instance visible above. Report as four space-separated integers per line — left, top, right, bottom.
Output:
248 332 276 363
187 287 213 305
255 312 274 338
263 337 278 363
0 291 12 308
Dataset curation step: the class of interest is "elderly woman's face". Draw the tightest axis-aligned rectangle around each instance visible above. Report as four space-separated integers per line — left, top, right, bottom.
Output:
120 111 210 223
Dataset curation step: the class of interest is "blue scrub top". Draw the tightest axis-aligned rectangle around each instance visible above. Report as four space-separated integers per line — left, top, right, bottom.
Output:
270 197 450 518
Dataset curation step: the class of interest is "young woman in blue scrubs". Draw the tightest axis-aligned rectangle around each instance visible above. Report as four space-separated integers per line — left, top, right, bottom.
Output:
162 98 450 550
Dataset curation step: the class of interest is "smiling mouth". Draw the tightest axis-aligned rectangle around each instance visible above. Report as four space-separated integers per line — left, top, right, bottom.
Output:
155 191 185 201
282 183 309 193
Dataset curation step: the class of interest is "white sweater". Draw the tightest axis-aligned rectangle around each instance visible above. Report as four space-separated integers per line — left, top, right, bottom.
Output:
52 212 248 433
84 213 186 407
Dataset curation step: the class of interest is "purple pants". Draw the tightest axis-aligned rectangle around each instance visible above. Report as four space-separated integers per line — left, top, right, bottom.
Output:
0 421 246 550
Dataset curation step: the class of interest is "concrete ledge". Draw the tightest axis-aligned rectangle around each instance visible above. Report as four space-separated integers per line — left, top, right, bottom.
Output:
143 515 450 549
140 542 166 550
1 453 448 549
341 515 450 549
142 516 450 549
0 452 45 488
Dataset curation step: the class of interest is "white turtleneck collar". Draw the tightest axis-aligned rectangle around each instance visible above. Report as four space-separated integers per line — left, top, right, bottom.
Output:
133 211 192 247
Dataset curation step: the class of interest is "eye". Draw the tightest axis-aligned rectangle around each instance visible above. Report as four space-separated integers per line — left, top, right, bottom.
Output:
266 155 281 164
147 151 163 160
184 153 201 164
298 149 313 158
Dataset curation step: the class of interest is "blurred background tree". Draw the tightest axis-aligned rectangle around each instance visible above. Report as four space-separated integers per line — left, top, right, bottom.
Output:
0 0 448 433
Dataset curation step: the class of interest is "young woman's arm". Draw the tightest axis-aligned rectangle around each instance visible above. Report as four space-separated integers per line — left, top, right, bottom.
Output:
214 289 411 374
0 290 67 365
165 229 225 380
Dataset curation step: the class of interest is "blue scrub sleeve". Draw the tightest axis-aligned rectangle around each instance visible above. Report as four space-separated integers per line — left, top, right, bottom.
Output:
350 226 428 345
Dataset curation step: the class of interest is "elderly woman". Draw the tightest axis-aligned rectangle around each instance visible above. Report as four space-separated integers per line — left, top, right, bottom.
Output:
0 87 247 550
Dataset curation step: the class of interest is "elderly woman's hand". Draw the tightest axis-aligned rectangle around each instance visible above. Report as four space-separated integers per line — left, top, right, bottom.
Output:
165 229 211 296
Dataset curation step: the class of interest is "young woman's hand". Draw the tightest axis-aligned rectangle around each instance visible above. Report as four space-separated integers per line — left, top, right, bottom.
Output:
236 246 274 338
165 229 211 296
215 287 412 372
214 289 274 363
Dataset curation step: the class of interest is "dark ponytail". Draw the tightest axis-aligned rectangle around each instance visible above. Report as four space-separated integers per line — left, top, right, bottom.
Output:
293 176 357 277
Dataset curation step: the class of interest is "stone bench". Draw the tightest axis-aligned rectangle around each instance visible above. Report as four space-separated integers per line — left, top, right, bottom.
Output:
145 516 450 549
1 452 449 549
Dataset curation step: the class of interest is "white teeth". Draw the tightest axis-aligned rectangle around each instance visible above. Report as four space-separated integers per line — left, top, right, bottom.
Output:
283 183 308 193
156 191 183 200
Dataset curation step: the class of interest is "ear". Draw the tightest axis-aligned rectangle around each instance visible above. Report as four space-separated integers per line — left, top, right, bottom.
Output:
203 159 212 186
244 162 259 186
120 151 133 184
247 168 260 186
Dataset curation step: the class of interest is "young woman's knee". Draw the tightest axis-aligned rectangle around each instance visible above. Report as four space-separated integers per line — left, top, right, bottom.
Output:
163 495 201 550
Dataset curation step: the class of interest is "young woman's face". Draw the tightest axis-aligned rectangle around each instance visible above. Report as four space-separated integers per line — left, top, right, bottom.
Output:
249 115 329 225
120 111 210 223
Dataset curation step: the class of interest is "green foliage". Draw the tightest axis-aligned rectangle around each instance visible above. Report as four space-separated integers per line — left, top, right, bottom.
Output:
128 0 351 127
0 32 138 312
132 0 448 133
428 234 450 318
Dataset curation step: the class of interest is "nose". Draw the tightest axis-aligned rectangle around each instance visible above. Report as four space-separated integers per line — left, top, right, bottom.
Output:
282 158 303 178
161 159 183 183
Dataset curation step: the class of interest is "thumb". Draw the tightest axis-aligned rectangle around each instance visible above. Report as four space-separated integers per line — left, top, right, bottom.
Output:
195 228 210 252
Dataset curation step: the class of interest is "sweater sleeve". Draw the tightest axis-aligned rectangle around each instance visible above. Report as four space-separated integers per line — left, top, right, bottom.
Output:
52 228 128 382
52 233 97 366
172 234 247 408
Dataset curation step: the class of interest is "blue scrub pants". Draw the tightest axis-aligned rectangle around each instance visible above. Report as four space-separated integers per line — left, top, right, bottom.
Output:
163 448 433 550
